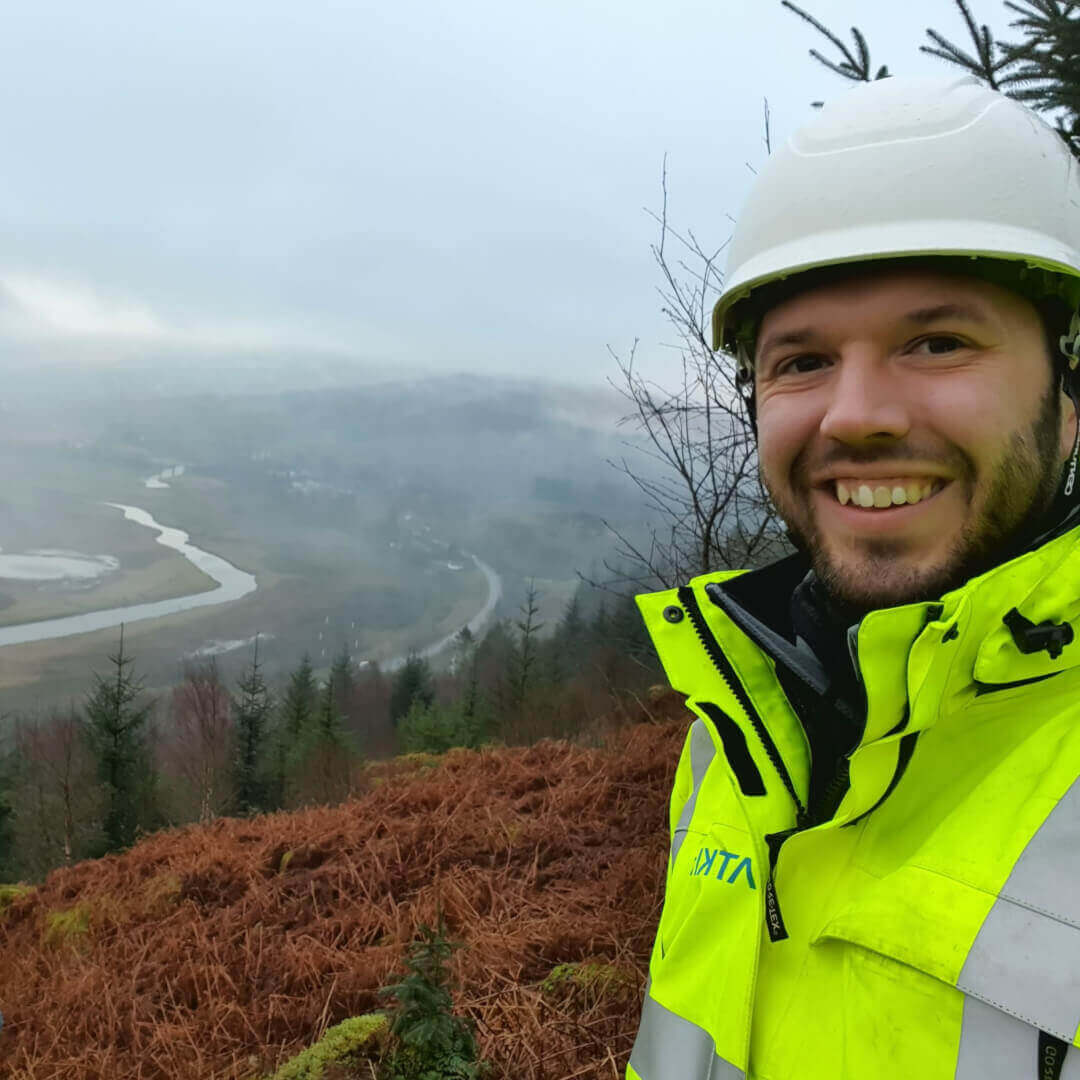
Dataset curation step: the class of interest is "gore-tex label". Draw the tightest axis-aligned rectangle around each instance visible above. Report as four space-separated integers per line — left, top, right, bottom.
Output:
1038 1031 1068 1080
764 878 788 942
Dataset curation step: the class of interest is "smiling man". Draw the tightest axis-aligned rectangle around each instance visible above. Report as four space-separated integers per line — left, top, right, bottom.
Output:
627 77 1080 1080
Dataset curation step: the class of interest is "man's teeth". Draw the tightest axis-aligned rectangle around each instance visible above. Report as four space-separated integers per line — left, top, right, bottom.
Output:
835 480 940 508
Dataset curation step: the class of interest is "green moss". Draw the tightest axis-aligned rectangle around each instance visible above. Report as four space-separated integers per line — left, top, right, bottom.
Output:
399 751 440 770
268 1013 388 1080
144 872 181 913
539 961 633 1003
0 883 32 916
43 903 92 948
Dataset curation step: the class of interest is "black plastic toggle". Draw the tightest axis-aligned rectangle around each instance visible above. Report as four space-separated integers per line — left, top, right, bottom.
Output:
1003 608 1075 660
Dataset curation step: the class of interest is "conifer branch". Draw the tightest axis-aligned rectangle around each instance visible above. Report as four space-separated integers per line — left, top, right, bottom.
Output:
782 1 892 83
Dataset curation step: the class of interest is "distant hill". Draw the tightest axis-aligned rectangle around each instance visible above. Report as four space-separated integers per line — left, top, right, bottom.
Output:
0 694 687 1080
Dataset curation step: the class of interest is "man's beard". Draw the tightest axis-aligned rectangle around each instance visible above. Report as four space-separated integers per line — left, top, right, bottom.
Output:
771 383 1065 616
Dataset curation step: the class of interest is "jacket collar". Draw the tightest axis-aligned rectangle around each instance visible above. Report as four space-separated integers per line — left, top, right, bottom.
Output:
684 522 1080 708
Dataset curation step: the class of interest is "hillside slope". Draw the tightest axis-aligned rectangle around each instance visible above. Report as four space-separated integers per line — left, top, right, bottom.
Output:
0 699 687 1080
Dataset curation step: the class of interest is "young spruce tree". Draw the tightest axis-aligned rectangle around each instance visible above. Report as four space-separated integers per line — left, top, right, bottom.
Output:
84 626 152 853
389 653 435 726
231 635 272 816
271 652 318 807
378 920 484 1080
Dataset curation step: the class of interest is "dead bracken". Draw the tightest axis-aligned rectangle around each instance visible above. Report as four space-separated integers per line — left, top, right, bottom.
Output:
0 694 687 1080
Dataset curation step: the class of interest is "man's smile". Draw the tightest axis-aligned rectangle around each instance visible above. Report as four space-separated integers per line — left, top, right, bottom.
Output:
830 477 946 508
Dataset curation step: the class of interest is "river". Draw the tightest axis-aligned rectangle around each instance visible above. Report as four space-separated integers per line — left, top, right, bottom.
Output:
0 504 502 666
0 504 257 647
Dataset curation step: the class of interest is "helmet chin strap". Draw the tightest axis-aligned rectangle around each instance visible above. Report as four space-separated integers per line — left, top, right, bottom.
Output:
1060 310 1080 499
1021 318 1080 553
1064 384 1080 499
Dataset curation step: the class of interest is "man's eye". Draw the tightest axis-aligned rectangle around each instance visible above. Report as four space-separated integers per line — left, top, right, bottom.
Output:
913 335 964 355
777 354 826 375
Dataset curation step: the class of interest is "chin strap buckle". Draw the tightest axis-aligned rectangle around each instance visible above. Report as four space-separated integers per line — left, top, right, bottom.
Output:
1003 608 1075 660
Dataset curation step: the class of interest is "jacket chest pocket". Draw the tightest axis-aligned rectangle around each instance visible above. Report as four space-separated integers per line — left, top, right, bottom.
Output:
815 867 1080 1080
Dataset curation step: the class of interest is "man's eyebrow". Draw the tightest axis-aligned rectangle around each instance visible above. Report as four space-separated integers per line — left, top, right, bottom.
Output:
900 302 992 326
756 328 817 360
756 302 992 361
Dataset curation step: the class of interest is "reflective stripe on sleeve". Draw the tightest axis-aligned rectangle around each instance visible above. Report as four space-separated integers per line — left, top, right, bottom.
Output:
955 995 1051 1078
957 777 1080 1046
999 775 1080 928
628 992 745 1080
670 719 716 865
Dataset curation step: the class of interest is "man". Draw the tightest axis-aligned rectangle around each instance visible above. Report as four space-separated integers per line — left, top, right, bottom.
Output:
627 75 1080 1079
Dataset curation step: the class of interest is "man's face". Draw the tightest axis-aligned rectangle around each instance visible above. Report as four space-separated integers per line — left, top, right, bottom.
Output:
754 269 1077 613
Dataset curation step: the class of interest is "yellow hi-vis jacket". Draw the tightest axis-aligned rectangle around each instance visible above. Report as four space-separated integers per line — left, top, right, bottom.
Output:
628 525 1080 1080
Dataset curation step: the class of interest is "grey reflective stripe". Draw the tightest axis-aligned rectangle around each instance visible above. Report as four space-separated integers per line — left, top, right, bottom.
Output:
955 997 1080 1079
1001 775 1080 928
629 992 744 1080
955 995 1044 1078
958 776 1080 1045
670 719 715 865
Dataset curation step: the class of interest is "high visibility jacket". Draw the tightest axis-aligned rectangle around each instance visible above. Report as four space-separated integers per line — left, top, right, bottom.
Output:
628 525 1080 1080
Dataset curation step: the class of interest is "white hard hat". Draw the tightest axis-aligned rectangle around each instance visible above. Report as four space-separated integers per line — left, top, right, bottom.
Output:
713 75 1080 361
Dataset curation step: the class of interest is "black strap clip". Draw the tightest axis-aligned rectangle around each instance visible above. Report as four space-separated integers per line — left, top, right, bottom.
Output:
1003 608 1075 661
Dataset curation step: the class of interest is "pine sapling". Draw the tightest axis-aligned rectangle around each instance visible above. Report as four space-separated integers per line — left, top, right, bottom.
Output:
377 921 484 1080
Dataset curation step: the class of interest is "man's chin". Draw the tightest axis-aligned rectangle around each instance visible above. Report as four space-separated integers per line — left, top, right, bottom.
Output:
811 551 957 615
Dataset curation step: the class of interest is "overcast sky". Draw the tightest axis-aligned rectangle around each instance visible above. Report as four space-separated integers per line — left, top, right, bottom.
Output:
0 0 973 386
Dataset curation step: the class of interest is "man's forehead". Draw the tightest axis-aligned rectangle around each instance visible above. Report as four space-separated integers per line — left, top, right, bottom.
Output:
760 267 1003 331
753 265 1025 355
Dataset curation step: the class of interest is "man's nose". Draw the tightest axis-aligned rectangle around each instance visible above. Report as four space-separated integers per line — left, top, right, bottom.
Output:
818 354 911 444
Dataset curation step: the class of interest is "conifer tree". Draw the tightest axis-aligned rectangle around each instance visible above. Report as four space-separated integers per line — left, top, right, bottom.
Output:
279 652 317 743
231 635 271 816
0 720 13 879
296 675 354 803
378 920 483 1080
451 626 475 676
456 629 482 736
0 764 13 881
507 581 543 715
328 644 356 720
317 676 345 740
784 0 1080 156
83 626 152 853
588 600 610 651
269 652 317 808
549 587 587 681
389 653 435 726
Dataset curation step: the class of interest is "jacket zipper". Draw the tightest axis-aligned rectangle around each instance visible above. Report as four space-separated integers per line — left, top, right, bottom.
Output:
678 586 807 823
678 585 806 942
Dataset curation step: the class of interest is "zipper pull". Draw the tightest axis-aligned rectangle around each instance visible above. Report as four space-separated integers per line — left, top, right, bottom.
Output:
764 831 794 943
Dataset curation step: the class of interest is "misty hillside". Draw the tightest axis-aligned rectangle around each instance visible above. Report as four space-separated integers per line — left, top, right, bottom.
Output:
88 373 639 507
0 695 687 1080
